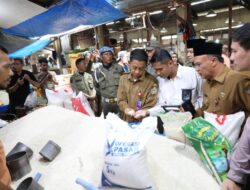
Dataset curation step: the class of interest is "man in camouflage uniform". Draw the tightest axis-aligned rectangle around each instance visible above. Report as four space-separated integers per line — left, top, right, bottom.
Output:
94 46 123 118
70 57 96 110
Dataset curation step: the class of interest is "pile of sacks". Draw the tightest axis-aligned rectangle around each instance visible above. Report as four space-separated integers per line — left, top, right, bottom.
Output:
0 106 220 190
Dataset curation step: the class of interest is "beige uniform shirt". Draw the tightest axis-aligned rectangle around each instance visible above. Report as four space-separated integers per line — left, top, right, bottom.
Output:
70 72 96 97
197 67 250 116
117 72 158 122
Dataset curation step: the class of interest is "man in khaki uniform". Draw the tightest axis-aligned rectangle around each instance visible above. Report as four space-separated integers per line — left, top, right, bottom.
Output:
192 41 250 116
117 49 158 122
0 46 12 187
70 57 96 110
94 46 124 118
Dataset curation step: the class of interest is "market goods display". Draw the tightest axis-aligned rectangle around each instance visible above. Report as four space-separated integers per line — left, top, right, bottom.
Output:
0 106 220 189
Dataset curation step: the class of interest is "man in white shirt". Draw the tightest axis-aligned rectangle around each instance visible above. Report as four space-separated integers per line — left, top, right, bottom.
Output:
135 48 203 118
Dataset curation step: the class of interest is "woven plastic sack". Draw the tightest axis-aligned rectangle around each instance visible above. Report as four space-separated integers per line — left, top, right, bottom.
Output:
63 92 94 116
159 111 192 143
182 117 231 184
102 113 156 189
204 111 245 148
46 89 72 107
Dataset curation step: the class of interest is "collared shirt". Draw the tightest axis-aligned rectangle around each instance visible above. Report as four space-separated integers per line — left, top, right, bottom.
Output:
197 67 250 116
149 65 203 116
117 72 158 122
228 117 250 185
70 71 95 97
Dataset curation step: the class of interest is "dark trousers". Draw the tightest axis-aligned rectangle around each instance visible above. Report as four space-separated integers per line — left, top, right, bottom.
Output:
102 101 119 118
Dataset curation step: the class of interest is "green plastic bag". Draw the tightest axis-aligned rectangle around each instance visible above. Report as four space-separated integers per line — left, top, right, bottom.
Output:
182 117 231 184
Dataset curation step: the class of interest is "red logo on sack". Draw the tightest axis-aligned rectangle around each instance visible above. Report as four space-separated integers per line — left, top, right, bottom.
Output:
215 114 226 125
71 97 90 116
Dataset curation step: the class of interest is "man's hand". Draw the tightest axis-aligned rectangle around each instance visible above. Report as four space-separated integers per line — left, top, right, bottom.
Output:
125 108 135 116
179 106 185 112
134 109 149 119
17 78 24 86
222 179 241 190
23 74 31 81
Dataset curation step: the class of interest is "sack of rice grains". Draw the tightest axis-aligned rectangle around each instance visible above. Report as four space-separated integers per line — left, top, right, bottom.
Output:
102 113 157 189
181 117 231 184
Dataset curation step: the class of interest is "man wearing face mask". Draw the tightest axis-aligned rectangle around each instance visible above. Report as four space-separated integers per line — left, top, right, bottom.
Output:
0 46 13 187
94 46 124 118
117 49 158 122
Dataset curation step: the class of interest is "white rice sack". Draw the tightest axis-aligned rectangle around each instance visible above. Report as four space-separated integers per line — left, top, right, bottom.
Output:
46 89 72 107
159 111 192 143
63 92 95 116
146 135 220 190
102 114 157 189
0 106 107 190
0 119 8 128
204 111 245 147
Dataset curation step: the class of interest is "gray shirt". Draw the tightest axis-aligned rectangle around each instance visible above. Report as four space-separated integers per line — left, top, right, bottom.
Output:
228 117 250 184
94 62 123 98
146 63 157 77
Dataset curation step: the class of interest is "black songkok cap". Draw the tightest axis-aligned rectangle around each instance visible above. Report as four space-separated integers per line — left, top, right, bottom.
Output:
187 39 206 49
193 42 223 56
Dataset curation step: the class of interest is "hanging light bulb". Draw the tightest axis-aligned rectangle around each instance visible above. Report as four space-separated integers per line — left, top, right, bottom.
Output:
150 34 157 41
160 27 168 33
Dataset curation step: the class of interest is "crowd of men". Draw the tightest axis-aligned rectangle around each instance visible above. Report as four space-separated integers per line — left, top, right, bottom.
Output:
0 23 250 189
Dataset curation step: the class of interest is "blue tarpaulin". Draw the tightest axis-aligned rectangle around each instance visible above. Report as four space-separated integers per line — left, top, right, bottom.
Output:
9 38 51 58
3 0 126 38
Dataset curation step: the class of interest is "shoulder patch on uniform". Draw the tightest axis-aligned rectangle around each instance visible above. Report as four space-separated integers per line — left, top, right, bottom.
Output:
150 86 158 95
246 86 250 95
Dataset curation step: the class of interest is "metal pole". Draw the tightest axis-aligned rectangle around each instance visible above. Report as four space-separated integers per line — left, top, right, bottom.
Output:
228 0 233 54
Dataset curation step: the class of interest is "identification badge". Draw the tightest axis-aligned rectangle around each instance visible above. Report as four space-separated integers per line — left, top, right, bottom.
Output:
182 89 192 102
136 100 142 111
136 91 143 110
